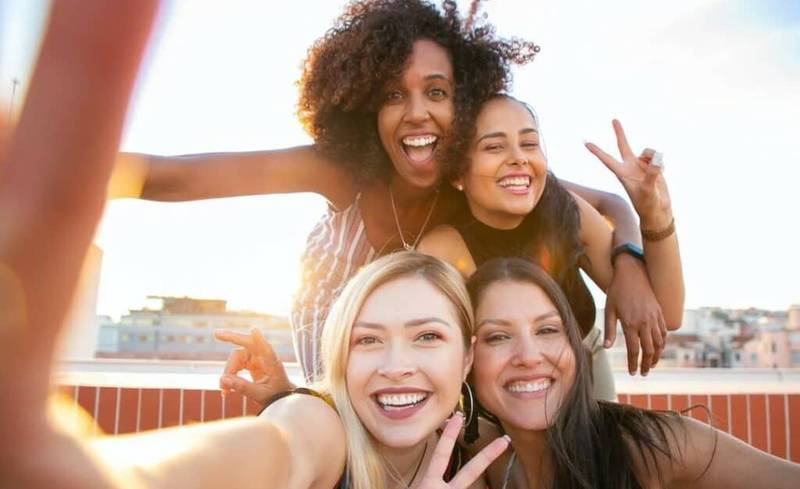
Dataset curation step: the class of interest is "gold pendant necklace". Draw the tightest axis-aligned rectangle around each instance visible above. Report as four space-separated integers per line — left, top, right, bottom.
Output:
389 186 440 251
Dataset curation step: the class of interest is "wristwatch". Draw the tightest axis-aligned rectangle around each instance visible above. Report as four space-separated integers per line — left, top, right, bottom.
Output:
611 242 645 265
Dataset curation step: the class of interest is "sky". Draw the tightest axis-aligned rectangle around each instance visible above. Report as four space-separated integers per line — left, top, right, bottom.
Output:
3 0 799 318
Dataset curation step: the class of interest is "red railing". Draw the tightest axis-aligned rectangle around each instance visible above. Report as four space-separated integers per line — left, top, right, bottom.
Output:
54 385 800 463
53 361 800 462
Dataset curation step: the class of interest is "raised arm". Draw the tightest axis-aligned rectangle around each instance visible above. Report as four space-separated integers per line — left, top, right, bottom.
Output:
111 146 357 209
572 191 668 376
560 179 641 248
585 120 684 329
564 177 672 376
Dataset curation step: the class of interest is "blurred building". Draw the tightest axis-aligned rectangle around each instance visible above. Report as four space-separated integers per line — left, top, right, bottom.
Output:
602 306 799 369
60 244 104 360
96 296 294 361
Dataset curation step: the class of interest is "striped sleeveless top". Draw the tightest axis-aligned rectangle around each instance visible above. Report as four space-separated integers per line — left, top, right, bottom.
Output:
290 194 376 381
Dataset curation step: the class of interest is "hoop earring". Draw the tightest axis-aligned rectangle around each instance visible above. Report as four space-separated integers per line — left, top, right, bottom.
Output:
459 382 475 427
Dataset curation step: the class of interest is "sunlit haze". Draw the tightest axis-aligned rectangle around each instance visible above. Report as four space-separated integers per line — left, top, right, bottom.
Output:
6 0 799 318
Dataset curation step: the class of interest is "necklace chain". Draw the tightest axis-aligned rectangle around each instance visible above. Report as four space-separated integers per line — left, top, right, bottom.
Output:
389 186 440 251
501 451 517 489
386 440 428 489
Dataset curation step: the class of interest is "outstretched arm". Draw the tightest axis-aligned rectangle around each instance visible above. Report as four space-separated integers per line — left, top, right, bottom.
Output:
0 1 159 487
110 146 357 209
0 3 346 489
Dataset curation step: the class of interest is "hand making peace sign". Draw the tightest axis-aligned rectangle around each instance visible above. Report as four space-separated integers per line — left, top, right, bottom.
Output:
585 119 673 230
418 414 510 489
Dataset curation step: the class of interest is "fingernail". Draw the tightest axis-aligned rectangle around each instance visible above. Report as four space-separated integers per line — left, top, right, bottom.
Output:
629 370 636 376
604 339 612 348
642 371 649 377
455 411 465 419
501 434 511 443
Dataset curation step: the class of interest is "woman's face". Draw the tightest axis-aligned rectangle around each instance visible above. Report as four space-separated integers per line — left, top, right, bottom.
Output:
377 39 455 190
472 280 575 431
455 97 548 229
347 276 471 448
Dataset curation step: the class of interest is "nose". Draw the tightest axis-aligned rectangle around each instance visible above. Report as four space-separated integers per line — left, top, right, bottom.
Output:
511 335 544 368
508 146 529 167
402 93 431 125
377 342 417 380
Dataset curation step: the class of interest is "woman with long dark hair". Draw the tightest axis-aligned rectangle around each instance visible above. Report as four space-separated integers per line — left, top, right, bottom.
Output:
465 258 798 489
418 94 684 399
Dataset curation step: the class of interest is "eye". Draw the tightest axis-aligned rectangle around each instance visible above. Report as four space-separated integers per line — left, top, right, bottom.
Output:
355 335 379 346
521 141 539 149
483 331 511 344
484 143 503 152
384 90 404 102
427 87 448 99
536 324 562 335
417 331 442 343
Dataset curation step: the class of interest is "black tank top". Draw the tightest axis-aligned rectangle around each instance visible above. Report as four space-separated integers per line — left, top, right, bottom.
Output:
455 212 596 336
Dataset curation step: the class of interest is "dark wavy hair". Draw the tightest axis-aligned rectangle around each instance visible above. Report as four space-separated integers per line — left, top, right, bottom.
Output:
466 258 685 489
297 0 539 184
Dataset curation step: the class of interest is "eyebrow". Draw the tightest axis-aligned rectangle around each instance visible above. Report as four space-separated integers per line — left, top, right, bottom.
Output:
476 127 538 144
477 309 560 328
424 74 453 84
354 317 453 330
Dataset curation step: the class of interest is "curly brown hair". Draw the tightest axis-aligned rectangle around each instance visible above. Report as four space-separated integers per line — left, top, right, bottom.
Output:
297 0 539 185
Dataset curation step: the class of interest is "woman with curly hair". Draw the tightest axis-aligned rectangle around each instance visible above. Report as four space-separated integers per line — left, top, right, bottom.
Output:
464 258 798 489
115 0 663 399
418 95 684 400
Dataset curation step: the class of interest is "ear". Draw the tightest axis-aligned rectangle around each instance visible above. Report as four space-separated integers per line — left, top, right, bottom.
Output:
463 336 476 381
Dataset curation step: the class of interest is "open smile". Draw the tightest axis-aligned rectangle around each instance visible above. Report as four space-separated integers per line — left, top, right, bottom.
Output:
372 389 431 420
400 134 438 169
496 174 532 195
504 377 553 398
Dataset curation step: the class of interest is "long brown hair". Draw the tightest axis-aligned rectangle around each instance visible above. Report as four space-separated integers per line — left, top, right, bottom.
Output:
467 258 683 489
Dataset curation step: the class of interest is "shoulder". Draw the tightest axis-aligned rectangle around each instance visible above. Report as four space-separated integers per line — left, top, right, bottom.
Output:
262 391 346 488
418 225 475 277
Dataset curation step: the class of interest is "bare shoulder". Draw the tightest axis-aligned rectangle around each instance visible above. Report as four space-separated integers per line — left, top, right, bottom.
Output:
629 414 800 489
262 393 346 489
418 225 475 277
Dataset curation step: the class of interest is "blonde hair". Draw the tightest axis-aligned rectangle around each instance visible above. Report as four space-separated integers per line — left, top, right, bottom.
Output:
315 252 474 489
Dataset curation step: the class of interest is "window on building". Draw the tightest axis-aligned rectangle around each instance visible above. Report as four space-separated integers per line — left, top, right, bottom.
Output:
139 334 149 342
121 334 130 342
196 336 206 343
771 342 777 353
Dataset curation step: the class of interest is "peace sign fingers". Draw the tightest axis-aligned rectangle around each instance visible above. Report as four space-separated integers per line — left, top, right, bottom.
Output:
423 413 465 482
419 413 511 489
448 435 511 489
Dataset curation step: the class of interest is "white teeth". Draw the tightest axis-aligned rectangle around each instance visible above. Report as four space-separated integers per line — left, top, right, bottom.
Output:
506 378 552 393
402 135 437 147
376 392 428 408
498 176 531 188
